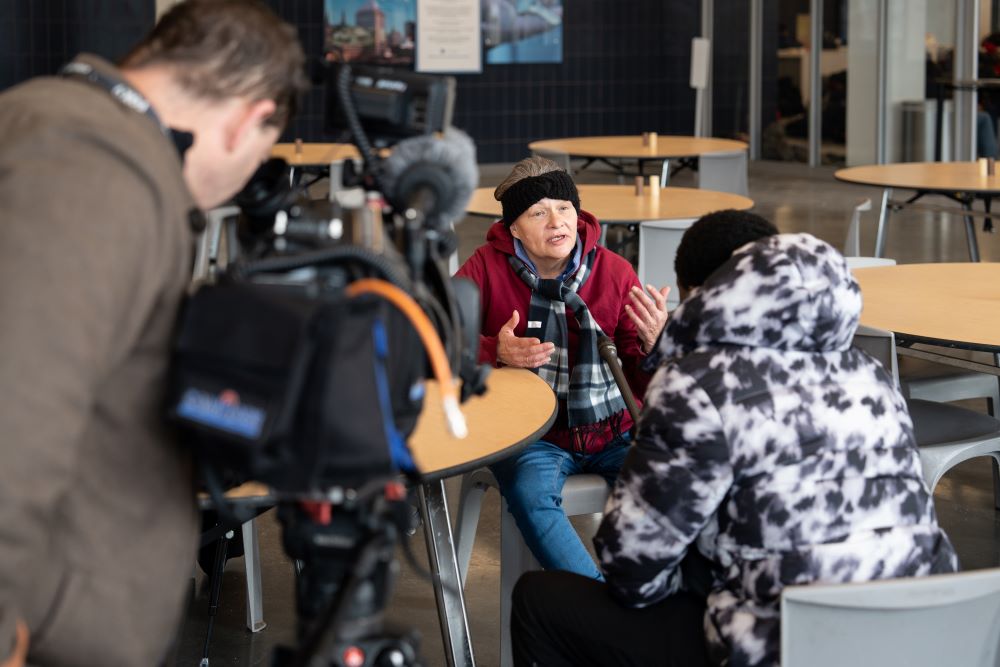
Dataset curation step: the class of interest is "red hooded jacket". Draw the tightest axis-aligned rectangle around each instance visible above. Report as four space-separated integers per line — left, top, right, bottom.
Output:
456 210 651 453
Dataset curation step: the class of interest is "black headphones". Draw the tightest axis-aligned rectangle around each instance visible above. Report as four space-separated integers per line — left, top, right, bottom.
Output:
60 59 194 159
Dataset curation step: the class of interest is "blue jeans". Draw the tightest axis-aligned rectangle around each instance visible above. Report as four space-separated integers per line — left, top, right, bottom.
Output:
489 435 630 581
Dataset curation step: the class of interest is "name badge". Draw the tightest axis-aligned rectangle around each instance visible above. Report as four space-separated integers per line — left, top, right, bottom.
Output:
527 320 542 329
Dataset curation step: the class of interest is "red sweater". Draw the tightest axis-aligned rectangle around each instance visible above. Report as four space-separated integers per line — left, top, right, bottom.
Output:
455 210 651 453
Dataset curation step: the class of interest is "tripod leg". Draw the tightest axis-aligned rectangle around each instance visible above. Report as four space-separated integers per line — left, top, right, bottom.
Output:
201 530 232 667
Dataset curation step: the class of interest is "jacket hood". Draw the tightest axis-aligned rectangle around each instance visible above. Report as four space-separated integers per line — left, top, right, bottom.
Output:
658 233 861 359
485 208 602 256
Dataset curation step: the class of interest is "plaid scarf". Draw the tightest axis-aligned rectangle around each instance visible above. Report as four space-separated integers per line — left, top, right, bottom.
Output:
508 249 628 428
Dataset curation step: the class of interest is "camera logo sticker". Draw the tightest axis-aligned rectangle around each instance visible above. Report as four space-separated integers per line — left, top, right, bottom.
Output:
176 387 266 439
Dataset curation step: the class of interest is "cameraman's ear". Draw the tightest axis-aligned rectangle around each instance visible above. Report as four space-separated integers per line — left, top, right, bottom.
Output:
225 99 278 153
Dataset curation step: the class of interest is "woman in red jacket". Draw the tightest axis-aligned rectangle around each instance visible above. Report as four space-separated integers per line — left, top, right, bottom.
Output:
456 156 668 578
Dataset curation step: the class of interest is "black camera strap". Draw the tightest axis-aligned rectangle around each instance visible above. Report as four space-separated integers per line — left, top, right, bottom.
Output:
60 59 194 159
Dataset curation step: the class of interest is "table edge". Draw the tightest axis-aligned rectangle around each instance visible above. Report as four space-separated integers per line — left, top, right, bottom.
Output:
416 402 558 482
528 138 748 159
892 331 1000 355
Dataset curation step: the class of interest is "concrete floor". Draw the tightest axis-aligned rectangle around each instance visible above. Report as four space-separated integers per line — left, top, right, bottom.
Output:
169 159 1000 667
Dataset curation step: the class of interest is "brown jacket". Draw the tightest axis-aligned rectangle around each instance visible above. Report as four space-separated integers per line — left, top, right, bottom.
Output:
0 55 199 666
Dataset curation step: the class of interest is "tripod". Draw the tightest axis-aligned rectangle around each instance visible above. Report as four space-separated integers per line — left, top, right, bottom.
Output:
271 483 423 667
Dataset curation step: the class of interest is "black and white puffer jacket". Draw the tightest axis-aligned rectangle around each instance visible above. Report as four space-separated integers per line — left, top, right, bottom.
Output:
594 233 958 667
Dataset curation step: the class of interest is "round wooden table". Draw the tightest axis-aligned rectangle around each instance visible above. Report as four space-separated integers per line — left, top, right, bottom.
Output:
529 135 748 185
466 184 753 224
835 162 1000 262
270 142 360 166
411 368 556 481
855 263 1000 352
529 135 748 160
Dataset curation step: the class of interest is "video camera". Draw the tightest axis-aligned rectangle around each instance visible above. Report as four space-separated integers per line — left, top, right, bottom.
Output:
167 62 487 667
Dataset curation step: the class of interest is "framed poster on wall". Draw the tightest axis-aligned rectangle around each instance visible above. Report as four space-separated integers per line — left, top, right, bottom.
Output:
324 0 416 66
416 0 481 73
483 0 562 65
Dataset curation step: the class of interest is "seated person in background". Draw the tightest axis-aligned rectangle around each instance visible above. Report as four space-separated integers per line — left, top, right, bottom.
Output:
455 156 668 579
512 223 958 667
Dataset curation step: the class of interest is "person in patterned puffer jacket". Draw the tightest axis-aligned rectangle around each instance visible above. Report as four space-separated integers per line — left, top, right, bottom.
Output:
511 230 958 667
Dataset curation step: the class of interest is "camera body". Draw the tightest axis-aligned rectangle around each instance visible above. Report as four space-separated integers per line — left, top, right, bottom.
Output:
168 62 485 667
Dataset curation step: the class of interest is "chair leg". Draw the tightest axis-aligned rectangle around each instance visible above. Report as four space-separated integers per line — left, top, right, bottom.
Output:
499 497 540 667
242 518 266 632
660 159 670 187
990 455 1000 511
454 475 489 587
989 368 1000 510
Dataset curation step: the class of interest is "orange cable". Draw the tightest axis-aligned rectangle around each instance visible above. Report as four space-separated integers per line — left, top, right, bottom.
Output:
345 278 467 438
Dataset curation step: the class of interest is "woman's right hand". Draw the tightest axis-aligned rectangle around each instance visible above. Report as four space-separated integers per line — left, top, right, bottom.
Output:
496 310 555 368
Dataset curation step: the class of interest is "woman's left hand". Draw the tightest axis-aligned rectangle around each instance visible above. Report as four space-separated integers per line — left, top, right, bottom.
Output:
625 284 670 354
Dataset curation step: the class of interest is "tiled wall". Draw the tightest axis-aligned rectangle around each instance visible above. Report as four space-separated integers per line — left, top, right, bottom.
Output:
269 0 776 164
0 1 776 165
261 0 327 145
453 1 700 163
713 0 778 141
0 0 154 91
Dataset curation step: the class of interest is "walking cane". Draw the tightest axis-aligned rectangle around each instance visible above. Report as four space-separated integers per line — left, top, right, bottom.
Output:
597 336 641 425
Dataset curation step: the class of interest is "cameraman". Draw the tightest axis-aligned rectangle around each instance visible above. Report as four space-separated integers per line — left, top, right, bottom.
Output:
0 2 307 664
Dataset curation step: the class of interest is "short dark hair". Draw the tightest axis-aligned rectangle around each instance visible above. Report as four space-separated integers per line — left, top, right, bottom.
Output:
121 0 308 128
674 209 779 288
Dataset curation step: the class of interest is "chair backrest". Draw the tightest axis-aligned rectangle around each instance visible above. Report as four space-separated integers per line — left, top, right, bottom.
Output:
851 323 900 387
845 256 897 270
843 197 872 257
637 219 697 309
696 151 748 196
781 568 1000 667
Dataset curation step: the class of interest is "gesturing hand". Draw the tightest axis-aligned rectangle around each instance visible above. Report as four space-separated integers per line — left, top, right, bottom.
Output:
496 310 555 368
625 284 670 354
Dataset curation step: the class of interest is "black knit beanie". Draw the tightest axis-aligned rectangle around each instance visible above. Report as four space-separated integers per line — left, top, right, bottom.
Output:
499 170 580 226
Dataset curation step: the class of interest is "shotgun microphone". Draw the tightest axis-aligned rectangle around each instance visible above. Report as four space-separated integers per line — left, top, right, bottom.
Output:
597 336 641 424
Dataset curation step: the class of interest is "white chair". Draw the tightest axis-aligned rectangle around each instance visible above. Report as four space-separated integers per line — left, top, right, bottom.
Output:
845 256 897 270
453 469 610 667
638 218 698 310
844 197 873 257
781 568 1000 667
852 325 1000 492
200 512 267 646
696 151 749 196
192 214 267 635
844 199 897 270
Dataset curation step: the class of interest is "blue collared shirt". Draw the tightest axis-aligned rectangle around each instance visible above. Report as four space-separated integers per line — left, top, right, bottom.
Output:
514 238 583 282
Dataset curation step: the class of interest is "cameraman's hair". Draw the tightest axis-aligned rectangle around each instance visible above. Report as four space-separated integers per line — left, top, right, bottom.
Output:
121 0 308 128
494 155 564 200
674 209 779 288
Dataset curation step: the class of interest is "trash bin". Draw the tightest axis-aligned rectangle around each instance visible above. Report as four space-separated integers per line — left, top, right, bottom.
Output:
900 99 952 162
